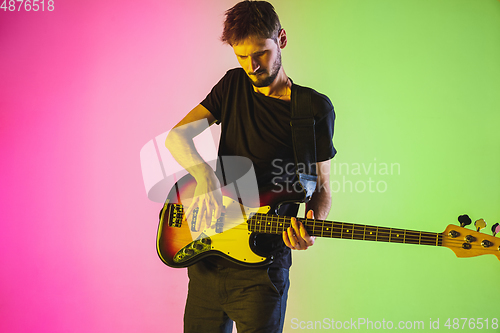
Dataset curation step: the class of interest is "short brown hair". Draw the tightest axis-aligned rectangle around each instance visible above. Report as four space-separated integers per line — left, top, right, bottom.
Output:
221 1 282 46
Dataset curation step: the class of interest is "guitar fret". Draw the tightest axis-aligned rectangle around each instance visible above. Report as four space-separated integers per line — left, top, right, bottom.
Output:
377 227 390 242
406 231 423 245
352 224 365 240
390 229 405 243
365 226 377 241
283 216 289 232
333 222 342 238
348 223 355 239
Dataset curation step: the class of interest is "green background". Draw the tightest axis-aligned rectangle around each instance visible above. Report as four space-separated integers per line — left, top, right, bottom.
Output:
274 0 500 331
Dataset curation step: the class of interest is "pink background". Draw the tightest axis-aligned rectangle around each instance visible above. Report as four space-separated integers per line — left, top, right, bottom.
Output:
0 1 238 332
4 1 500 332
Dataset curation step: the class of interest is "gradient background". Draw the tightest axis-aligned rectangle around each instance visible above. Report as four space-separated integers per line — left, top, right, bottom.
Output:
1 0 499 332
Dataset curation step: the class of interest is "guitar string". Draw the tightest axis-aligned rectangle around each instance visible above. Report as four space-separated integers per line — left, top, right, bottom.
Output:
181 209 430 239
179 212 498 252
248 213 487 238
249 220 498 252
247 215 498 251
249 213 498 251
248 214 442 240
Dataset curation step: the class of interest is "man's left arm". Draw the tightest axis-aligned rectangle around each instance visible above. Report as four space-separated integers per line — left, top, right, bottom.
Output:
283 159 331 250
305 159 331 220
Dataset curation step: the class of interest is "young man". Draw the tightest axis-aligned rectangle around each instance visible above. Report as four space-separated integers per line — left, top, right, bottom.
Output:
166 1 336 332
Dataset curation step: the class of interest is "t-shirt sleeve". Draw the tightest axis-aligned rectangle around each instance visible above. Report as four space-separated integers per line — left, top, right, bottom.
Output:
313 93 337 162
200 72 229 124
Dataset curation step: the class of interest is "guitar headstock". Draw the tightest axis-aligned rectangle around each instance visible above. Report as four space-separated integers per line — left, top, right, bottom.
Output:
442 215 500 261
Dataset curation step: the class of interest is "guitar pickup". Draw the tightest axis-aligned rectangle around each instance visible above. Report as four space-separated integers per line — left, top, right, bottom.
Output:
215 207 225 234
190 207 199 232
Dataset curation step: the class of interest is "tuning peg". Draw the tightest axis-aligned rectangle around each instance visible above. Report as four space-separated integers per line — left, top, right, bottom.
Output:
474 218 486 232
492 223 500 237
458 215 472 228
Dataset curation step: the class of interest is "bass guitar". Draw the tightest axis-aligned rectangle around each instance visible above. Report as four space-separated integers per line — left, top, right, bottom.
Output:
157 175 500 268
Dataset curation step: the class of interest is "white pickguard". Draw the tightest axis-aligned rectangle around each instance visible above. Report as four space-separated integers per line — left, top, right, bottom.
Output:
194 196 271 264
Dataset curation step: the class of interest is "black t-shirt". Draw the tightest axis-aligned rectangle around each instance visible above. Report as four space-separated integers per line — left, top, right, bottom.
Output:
201 68 336 268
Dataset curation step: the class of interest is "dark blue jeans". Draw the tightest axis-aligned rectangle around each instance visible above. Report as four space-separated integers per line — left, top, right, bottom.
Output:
184 259 290 333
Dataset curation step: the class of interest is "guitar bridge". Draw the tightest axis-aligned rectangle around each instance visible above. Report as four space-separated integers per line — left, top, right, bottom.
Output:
168 204 184 228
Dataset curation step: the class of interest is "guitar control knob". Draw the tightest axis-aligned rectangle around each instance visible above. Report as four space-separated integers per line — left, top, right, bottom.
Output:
475 218 487 232
462 243 472 249
492 223 500 237
448 230 460 238
458 215 472 228
481 240 494 248
465 235 476 243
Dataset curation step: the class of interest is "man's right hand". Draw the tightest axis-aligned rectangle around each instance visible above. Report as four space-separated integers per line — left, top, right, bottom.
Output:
184 169 223 232
164 103 221 231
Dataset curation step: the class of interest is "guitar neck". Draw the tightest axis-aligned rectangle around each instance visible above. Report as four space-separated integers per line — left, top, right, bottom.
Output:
248 213 443 246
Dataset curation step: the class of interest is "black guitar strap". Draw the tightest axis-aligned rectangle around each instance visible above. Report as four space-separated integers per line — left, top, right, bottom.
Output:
290 83 317 202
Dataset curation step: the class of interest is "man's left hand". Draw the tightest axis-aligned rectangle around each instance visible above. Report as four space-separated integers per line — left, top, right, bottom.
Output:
282 209 316 250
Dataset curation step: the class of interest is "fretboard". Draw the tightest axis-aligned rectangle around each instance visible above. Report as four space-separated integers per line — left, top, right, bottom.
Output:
247 213 443 246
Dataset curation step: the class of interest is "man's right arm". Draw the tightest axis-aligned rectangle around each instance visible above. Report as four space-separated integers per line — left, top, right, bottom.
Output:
165 104 221 232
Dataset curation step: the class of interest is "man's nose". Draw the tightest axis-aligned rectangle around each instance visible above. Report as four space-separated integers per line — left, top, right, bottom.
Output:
250 57 260 73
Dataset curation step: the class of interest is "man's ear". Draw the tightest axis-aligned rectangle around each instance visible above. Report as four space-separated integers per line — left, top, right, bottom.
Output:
278 29 287 49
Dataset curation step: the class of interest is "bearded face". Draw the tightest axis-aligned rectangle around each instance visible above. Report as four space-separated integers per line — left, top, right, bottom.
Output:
248 48 282 87
233 36 283 87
